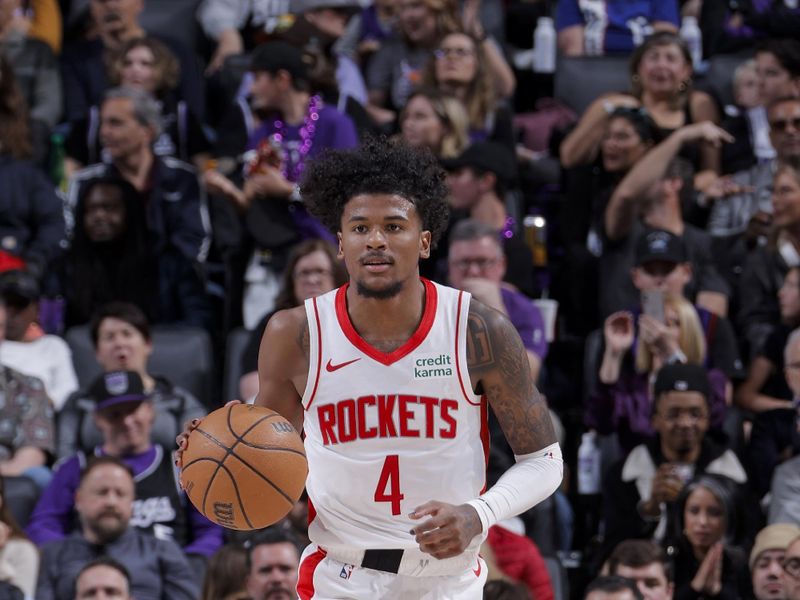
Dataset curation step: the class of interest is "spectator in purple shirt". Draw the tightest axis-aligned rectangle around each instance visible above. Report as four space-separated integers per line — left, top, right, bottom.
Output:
26 370 223 568
446 218 548 382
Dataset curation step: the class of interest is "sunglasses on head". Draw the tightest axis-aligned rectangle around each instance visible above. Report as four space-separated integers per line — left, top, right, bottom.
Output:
770 117 800 133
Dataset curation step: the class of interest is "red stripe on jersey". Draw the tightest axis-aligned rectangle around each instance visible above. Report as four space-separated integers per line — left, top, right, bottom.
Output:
307 496 317 526
305 297 324 410
455 291 481 406
479 395 490 493
297 547 327 600
335 278 438 366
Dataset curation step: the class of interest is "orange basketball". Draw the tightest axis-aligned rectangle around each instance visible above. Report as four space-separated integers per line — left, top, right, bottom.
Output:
180 404 308 530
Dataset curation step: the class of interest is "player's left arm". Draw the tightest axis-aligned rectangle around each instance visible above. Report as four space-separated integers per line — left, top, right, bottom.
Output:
411 301 563 559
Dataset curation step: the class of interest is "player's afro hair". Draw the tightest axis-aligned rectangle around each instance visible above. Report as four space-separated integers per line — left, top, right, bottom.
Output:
300 137 451 246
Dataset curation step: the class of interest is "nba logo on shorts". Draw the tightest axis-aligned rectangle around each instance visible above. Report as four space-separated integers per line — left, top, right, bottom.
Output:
339 564 354 580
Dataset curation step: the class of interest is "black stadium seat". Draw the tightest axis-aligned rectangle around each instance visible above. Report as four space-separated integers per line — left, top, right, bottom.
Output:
554 56 632 115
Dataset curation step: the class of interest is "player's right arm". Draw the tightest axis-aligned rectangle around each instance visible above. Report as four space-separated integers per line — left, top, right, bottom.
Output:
253 306 309 434
175 306 309 468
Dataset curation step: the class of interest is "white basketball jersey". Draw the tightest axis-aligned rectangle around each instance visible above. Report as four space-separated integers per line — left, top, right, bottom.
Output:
301 279 488 551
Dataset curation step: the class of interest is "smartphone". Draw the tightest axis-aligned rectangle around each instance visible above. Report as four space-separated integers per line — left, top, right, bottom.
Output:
641 290 665 323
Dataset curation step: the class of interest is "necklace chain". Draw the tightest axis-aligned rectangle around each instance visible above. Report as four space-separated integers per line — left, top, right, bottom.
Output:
271 95 322 182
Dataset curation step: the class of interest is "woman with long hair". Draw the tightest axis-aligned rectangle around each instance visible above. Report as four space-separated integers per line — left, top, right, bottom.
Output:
421 31 514 149
365 0 514 126
589 294 729 452
665 474 750 600
561 32 721 188
0 476 39 598
399 88 470 158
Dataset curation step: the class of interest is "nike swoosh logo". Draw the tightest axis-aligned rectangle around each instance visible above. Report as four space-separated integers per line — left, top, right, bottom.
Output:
325 358 361 372
473 559 482 578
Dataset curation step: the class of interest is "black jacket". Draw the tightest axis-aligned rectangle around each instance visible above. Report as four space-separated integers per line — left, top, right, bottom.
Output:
0 156 65 277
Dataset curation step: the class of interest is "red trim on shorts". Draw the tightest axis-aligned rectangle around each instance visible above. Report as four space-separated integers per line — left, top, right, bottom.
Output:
297 547 327 600
305 297 323 410
335 278 438 366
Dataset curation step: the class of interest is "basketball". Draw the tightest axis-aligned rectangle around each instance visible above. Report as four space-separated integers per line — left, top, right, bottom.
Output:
180 403 308 530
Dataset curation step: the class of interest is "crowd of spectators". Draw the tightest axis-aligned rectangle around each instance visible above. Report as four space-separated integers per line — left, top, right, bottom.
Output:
0 0 797 598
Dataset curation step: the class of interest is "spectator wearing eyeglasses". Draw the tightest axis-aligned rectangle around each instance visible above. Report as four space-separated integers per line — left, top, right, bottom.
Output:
781 536 800 600
446 219 547 383
420 32 515 151
237 239 347 401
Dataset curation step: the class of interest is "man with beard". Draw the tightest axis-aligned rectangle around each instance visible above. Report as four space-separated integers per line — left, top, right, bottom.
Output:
27 371 222 565
35 456 198 600
749 524 800 600
178 139 562 598
245 529 302 600
598 363 748 565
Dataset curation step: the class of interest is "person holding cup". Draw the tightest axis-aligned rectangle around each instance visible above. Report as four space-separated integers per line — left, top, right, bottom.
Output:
597 363 749 567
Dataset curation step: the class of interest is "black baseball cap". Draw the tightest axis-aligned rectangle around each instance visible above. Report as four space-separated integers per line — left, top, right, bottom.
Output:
250 41 309 85
635 229 687 266
442 142 517 185
654 363 711 399
0 270 40 306
90 371 149 412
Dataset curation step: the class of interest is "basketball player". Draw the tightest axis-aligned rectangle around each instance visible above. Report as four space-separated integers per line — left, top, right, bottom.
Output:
178 139 563 598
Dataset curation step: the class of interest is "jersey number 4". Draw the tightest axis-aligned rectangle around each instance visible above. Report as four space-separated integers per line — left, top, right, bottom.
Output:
374 455 404 515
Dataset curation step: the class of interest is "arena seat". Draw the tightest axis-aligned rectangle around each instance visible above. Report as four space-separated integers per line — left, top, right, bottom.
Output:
222 327 251 403
544 555 569 600
65 325 215 407
554 56 631 115
4 475 39 529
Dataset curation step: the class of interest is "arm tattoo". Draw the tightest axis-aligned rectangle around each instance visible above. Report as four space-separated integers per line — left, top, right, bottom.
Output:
468 303 557 454
466 313 493 368
296 319 310 360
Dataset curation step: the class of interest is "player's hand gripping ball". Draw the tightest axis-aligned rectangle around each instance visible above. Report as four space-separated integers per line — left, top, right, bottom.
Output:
180 404 308 530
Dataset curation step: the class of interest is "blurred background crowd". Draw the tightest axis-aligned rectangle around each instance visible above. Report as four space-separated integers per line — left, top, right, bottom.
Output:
0 0 798 599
